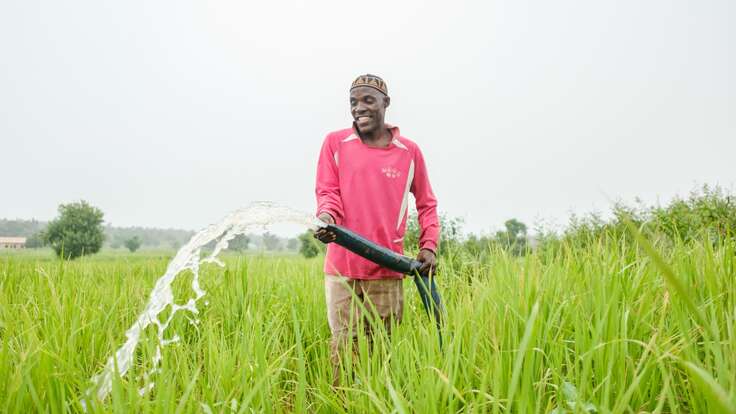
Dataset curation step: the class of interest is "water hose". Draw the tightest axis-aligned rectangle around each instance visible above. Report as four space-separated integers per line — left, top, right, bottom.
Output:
324 223 445 346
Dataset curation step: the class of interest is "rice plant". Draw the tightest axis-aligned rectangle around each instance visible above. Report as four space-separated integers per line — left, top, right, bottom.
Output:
0 232 734 412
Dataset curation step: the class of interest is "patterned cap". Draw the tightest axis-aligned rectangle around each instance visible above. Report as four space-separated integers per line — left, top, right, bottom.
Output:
350 74 388 95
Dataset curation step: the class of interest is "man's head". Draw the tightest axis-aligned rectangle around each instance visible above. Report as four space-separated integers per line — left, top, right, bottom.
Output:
350 74 390 136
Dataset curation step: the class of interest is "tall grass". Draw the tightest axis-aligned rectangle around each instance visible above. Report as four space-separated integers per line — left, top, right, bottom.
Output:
1 233 734 412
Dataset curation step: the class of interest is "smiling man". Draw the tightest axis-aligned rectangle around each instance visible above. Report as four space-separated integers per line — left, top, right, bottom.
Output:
314 74 440 385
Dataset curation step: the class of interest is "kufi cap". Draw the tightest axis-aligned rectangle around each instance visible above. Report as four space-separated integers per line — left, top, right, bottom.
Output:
350 74 388 95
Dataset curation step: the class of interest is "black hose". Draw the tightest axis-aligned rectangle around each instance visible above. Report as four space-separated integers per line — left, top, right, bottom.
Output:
325 224 445 347
325 224 423 274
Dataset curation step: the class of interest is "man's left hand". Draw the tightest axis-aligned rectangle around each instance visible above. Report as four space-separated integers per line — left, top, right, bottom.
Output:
416 249 437 276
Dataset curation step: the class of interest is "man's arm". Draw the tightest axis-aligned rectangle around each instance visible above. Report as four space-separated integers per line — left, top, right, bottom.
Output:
314 135 342 243
410 145 440 274
315 135 344 224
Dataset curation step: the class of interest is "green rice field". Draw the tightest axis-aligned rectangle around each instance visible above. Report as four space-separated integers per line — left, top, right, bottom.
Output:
1 235 734 413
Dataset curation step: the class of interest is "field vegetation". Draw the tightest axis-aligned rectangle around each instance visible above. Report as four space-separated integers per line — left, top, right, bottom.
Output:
1 186 734 412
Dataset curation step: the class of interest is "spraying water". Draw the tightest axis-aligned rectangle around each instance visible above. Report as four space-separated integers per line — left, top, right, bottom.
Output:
84 202 324 405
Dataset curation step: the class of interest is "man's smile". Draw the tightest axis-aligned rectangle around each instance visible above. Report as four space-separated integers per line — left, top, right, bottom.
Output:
355 115 374 129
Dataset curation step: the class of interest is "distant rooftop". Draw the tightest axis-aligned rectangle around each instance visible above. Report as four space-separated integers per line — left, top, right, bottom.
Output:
0 237 27 244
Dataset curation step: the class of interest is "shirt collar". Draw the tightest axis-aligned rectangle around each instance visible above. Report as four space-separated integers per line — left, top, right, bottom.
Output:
351 123 401 143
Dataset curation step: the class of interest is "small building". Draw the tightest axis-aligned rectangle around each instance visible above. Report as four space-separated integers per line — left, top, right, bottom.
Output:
0 237 26 249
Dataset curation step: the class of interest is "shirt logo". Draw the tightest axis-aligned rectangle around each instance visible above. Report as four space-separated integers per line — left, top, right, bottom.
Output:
381 166 400 179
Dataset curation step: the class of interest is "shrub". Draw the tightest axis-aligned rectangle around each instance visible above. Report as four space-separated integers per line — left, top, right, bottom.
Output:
403 211 465 254
226 234 250 252
555 184 736 248
298 231 325 258
124 236 142 252
45 200 105 259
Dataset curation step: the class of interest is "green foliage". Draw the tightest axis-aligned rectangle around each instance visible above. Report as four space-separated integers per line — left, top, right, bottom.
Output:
404 211 465 254
651 184 736 241
286 238 298 251
460 219 530 258
0 219 194 250
0 219 45 237
226 234 250 252
24 231 46 248
109 237 122 249
461 233 489 256
261 232 281 251
1 232 734 411
123 236 142 253
298 230 324 258
493 218 529 256
105 226 194 249
555 185 736 249
404 211 530 260
44 200 105 259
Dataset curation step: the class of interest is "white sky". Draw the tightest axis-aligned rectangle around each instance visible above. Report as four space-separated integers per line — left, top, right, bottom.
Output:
1 0 733 236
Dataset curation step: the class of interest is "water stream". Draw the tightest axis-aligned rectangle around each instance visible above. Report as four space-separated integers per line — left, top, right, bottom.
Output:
84 202 323 406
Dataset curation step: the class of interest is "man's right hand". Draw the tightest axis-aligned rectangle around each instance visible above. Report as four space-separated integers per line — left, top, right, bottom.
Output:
314 213 337 244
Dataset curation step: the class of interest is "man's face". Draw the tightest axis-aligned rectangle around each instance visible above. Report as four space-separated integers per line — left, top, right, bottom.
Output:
350 87 390 135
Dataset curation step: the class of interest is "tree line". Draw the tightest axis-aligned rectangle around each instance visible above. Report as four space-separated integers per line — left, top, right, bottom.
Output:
5 184 732 260
296 184 735 259
1 203 299 258
0 217 194 250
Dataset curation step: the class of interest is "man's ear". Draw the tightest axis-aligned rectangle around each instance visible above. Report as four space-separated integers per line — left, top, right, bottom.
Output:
383 96 391 108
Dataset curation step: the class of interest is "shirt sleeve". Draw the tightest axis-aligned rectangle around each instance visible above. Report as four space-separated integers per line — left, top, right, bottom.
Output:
410 145 440 252
315 135 344 224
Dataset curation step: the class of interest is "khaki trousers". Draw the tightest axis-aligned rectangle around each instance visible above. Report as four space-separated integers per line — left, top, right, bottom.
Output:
324 275 404 386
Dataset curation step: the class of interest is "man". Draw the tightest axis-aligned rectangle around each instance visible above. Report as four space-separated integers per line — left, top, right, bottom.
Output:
314 74 440 385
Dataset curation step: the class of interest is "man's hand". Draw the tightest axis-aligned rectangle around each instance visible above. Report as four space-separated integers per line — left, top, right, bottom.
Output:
314 213 337 244
416 249 437 276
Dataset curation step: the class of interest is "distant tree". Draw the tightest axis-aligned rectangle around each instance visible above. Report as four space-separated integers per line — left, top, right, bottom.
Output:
110 237 123 249
124 236 142 252
286 237 298 251
45 201 105 259
103 226 194 249
556 184 736 249
25 231 46 248
227 234 250 251
463 233 493 256
0 218 46 237
494 218 528 255
404 211 465 254
298 230 325 258
262 232 281 251
504 219 527 239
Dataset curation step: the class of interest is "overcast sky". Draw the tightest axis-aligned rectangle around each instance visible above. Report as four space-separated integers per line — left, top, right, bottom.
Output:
1 0 733 236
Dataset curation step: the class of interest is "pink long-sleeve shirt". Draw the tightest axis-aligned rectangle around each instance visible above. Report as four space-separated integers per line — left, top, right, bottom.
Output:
315 125 440 280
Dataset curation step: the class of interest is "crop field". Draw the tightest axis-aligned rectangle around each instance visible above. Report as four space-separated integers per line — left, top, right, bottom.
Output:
1 236 734 413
